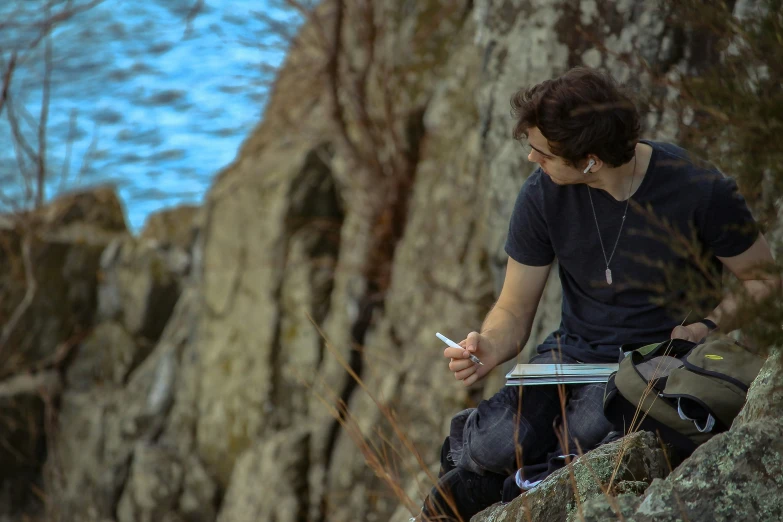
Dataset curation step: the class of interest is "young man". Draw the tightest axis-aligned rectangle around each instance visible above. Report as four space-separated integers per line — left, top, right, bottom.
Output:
417 67 778 521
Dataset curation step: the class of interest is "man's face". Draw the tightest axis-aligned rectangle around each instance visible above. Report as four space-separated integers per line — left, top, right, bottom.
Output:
524 127 588 185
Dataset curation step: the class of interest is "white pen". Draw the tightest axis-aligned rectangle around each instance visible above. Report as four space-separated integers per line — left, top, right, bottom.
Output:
436 332 484 366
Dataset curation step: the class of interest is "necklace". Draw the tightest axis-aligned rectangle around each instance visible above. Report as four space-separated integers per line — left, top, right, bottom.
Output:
586 154 637 285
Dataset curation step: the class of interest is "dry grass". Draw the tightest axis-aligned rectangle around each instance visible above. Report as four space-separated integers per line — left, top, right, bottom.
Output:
302 313 691 522
303 312 466 521
301 299 758 522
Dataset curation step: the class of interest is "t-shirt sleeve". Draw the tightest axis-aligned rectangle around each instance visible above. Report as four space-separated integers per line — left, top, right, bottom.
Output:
701 174 759 257
504 173 555 266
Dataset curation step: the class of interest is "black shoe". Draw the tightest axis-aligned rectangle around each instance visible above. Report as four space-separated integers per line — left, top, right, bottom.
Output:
421 467 506 522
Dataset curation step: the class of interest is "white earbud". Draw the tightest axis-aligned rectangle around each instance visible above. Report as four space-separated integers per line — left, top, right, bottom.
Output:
583 159 596 174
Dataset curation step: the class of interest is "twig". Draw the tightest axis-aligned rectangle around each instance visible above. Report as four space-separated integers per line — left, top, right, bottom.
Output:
16 0 106 67
76 122 101 183
36 20 53 209
0 52 16 118
0 234 38 357
6 97 39 167
304 312 463 519
59 108 78 194
0 371 60 399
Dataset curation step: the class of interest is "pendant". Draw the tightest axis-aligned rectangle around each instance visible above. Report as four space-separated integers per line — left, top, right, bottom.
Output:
605 268 613 285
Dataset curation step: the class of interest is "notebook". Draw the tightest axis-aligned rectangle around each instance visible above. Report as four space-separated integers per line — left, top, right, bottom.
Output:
505 363 619 386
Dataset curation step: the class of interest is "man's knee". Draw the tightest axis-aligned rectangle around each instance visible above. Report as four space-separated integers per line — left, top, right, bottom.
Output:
567 418 612 452
459 408 525 475
564 390 614 452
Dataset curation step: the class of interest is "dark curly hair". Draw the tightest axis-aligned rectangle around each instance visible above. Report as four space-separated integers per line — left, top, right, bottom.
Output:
511 67 640 168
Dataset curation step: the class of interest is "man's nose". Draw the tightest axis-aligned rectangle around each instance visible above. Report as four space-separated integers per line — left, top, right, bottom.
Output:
527 149 537 162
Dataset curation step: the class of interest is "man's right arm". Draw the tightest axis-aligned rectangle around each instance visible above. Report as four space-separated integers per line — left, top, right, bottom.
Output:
446 256 551 386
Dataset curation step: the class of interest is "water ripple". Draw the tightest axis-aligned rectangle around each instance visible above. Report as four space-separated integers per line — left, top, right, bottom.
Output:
0 0 297 231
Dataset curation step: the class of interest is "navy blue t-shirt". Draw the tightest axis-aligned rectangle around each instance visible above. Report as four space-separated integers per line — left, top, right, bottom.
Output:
505 141 759 363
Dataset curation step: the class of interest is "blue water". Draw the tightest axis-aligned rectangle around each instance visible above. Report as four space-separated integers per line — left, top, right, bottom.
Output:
0 0 298 231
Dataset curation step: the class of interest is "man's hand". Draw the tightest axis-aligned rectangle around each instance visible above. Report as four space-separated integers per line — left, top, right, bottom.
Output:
443 331 495 386
670 322 711 343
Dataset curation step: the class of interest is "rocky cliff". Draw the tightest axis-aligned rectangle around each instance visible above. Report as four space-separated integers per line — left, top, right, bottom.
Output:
1 0 780 521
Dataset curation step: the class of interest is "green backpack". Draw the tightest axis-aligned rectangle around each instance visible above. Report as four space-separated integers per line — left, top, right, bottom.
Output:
602 334 765 456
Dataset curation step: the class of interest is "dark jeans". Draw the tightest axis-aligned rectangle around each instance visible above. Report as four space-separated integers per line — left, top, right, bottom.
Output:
448 351 614 476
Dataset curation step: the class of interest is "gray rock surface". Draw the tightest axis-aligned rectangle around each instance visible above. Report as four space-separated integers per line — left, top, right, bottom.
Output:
65 320 139 389
117 443 185 522
580 347 783 522
216 429 309 522
97 235 188 341
1 1 777 521
0 187 127 518
45 286 201 521
471 431 670 522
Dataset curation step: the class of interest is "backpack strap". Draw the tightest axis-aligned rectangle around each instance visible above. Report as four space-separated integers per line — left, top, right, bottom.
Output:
619 338 697 362
603 374 698 456
603 343 714 457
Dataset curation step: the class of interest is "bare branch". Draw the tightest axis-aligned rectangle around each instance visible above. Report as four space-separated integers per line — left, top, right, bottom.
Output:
0 52 16 118
5 96 38 165
0 371 61 400
6 99 37 203
17 0 106 66
59 108 78 193
0 234 38 357
37 23 53 209
76 123 101 183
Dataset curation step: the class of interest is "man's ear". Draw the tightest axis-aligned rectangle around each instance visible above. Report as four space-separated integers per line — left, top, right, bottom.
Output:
582 155 603 174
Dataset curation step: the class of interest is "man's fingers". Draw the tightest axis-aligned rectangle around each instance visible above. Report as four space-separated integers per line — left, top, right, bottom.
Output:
449 358 474 372
444 332 486 386
465 331 480 352
444 347 469 359
463 370 481 386
454 364 477 381
670 325 692 341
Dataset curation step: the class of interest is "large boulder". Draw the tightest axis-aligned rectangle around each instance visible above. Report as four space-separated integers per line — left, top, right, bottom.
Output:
37 203 201 520
97 235 190 342
471 431 670 522
579 347 783 522
44 287 204 521
584 420 783 522
39 185 128 233
139 205 200 252
0 187 128 518
0 187 128 375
